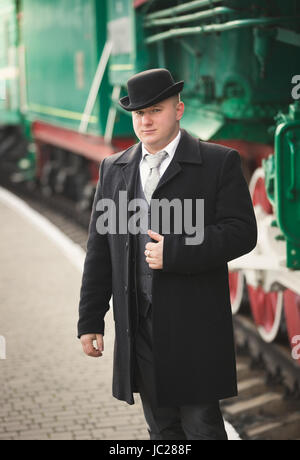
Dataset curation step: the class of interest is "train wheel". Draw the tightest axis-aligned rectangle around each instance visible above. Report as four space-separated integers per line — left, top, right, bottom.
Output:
249 167 273 215
283 290 300 365
247 168 283 342
247 286 283 342
229 271 245 314
40 162 55 197
77 183 95 211
39 148 62 197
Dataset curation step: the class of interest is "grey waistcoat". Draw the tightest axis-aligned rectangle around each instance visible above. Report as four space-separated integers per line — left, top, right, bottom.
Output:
133 168 153 318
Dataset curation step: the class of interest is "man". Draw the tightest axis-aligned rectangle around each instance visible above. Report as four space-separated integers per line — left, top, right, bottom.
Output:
78 68 257 440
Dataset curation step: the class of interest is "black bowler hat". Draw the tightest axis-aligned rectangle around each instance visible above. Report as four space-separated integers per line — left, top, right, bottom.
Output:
119 68 184 112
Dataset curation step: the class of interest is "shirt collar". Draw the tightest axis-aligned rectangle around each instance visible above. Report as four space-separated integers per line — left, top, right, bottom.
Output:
141 129 181 161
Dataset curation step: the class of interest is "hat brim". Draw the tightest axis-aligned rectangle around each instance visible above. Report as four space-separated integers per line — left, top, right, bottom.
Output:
119 81 184 112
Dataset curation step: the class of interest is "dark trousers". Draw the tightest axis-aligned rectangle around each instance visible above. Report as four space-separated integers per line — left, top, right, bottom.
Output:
133 305 228 440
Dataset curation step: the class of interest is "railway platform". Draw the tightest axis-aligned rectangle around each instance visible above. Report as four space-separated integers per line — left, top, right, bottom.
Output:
0 187 240 440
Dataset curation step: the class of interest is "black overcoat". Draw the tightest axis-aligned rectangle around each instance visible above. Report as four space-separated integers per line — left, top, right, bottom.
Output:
78 128 257 407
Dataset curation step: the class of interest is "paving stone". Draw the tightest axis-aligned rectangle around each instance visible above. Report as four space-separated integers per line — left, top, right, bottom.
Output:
0 201 147 441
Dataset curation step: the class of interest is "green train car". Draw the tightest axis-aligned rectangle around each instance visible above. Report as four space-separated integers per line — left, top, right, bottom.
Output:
0 0 300 372
0 0 20 124
0 0 27 165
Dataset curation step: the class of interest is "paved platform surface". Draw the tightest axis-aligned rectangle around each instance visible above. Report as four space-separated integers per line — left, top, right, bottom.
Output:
0 189 239 440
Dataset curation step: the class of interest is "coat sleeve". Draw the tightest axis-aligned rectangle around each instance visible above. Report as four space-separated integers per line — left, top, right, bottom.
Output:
77 158 112 338
162 149 258 275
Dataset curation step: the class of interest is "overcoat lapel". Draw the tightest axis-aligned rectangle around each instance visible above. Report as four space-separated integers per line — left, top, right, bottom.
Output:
156 129 203 195
114 142 142 203
113 129 203 200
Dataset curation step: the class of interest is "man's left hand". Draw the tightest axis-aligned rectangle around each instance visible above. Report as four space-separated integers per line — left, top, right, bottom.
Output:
145 230 164 269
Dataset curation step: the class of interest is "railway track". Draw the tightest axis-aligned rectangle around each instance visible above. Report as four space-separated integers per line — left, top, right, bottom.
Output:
225 316 300 440
1 176 300 440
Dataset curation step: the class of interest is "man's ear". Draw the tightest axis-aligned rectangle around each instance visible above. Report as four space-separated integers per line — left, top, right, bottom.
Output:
176 101 185 121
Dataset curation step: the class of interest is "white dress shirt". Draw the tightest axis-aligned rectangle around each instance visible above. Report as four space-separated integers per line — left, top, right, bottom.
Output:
139 130 181 191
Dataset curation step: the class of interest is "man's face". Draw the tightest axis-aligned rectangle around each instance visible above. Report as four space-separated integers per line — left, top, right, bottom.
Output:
132 96 184 153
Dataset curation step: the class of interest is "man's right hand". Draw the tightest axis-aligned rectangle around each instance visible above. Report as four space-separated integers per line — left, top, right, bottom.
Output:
80 333 104 358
